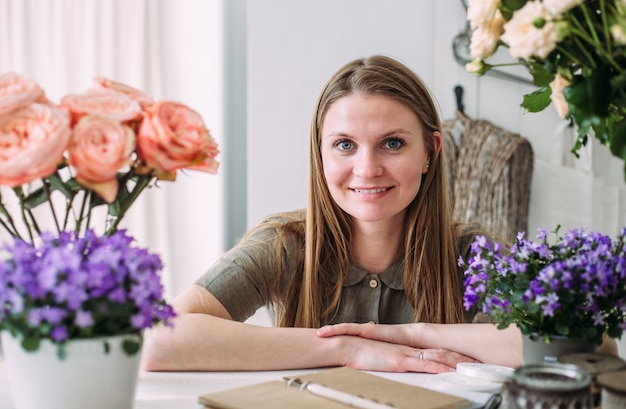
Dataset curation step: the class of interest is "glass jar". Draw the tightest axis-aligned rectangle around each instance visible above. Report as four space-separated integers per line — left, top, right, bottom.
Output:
502 363 592 409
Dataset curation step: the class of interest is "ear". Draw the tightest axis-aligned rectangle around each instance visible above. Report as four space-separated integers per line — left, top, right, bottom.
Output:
423 131 442 173
432 131 442 159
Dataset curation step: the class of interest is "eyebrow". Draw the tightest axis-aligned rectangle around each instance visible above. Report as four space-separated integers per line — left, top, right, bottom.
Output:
324 128 415 138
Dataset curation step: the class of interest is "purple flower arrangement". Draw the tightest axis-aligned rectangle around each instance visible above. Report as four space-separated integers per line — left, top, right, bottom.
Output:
460 226 626 345
0 229 175 357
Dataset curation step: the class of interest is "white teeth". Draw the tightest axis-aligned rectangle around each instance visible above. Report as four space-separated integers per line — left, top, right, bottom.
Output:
354 188 388 194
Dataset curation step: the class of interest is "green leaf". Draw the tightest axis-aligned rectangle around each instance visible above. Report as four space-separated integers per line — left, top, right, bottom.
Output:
122 339 141 356
521 87 552 113
554 321 570 336
610 116 626 160
103 340 111 354
20 188 48 210
57 345 67 361
565 68 612 134
21 336 40 352
501 0 526 14
529 63 554 87
47 173 75 199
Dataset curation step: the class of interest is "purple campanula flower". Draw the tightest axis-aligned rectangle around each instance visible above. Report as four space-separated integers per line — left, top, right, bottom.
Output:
42 307 66 324
537 293 560 316
464 292 479 310
27 308 44 327
75 310 93 328
130 312 149 330
50 326 68 342
536 229 548 241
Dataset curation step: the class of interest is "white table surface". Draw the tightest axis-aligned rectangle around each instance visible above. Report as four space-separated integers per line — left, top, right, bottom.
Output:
0 356 494 409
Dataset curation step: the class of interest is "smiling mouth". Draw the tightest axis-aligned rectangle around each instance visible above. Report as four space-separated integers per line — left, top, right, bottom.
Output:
351 187 391 194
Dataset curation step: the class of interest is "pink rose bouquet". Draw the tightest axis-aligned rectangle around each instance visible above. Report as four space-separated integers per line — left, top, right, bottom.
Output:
0 72 219 242
465 0 626 180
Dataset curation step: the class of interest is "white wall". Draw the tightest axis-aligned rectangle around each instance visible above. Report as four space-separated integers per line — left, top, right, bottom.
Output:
244 0 626 355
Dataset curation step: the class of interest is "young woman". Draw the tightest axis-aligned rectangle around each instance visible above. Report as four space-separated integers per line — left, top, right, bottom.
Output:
141 55 615 373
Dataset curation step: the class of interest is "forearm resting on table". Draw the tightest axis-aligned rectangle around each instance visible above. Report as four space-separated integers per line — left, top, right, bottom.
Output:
141 314 342 371
415 323 523 368
416 324 619 367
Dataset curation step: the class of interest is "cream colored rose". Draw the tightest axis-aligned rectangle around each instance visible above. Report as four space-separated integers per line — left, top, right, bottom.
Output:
467 0 501 29
0 103 71 186
93 77 155 110
68 115 136 203
611 23 626 45
0 72 46 116
501 1 561 60
549 74 571 119
137 101 219 178
542 0 583 16
60 88 142 125
470 10 505 59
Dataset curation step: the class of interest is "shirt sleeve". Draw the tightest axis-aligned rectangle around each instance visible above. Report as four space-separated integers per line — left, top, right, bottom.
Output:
194 213 303 322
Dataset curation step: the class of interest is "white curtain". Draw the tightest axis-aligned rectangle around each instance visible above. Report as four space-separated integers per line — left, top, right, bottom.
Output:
0 0 224 300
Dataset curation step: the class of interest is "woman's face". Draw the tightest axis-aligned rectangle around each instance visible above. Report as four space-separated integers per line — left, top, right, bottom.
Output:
320 93 437 225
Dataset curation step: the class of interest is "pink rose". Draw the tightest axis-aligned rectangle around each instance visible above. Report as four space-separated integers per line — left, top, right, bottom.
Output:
68 115 136 203
137 101 219 177
0 103 71 187
93 77 155 110
0 72 46 116
60 88 142 126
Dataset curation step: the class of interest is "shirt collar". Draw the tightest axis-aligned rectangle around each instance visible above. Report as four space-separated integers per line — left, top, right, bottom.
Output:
342 258 405 290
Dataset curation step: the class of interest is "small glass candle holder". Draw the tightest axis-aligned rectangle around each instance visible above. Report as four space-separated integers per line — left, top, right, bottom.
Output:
502 363 592 409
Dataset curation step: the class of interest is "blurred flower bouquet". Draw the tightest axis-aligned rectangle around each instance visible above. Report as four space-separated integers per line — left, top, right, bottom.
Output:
0 72 219 354
465 0 626 179
0 72 219 241
461 226 626 345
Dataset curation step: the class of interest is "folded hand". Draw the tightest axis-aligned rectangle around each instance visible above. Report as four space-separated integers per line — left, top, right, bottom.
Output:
317 322 478 373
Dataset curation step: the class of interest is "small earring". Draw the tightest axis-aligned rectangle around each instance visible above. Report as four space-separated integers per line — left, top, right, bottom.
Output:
426 164 430 168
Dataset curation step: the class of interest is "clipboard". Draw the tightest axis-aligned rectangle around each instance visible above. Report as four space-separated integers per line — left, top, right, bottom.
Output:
198 367 472 409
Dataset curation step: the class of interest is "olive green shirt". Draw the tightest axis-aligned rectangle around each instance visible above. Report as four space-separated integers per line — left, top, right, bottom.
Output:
196 211 479 325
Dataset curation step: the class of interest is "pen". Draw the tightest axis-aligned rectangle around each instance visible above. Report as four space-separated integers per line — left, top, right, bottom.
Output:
284 377 394 409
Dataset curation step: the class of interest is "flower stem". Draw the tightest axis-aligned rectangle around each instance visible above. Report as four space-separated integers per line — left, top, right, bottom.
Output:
599 0 612 53
13 187 38 243
105 175 154 235
580 2 600 45
76 191 88 234
85 191 93 235
0 192 22 238
566 3 622 71
42 182 61 236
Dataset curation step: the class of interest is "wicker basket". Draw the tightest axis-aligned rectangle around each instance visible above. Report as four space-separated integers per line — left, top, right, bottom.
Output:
442 113 534 242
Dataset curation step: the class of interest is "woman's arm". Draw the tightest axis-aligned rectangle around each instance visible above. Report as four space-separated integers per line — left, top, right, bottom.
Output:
141 285 477 373
317 322 523 367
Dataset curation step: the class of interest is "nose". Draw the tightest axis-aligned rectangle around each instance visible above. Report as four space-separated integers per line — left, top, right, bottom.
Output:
352 149 383 178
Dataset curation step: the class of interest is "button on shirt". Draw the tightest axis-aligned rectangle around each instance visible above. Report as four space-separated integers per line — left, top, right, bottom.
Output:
326 259 415 325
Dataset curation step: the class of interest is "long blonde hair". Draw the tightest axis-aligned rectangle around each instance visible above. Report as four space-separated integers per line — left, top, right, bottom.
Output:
278 55 465 327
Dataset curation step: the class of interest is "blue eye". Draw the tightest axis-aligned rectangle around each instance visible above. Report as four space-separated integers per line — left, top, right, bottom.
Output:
384 138 404 150
336 140 354 151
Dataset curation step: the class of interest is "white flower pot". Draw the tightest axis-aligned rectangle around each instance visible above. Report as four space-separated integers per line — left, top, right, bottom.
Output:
522 333 596 365
1 331 142 409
